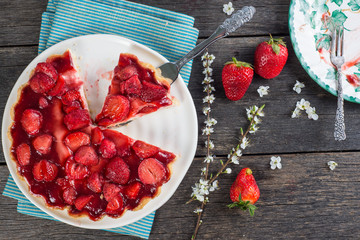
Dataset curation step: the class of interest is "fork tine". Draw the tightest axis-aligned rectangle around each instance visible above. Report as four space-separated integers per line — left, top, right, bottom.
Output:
331 28 336 57
336 26 343 56
340 26 344 56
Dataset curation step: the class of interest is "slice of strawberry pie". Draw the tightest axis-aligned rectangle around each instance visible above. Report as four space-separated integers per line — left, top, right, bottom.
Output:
95 53 174 127
9 50 177 221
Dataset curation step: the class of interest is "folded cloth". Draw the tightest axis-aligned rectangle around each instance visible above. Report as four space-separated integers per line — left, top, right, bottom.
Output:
2 0 199 239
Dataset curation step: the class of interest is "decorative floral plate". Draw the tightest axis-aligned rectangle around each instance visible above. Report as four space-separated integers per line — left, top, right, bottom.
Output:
289 0 360 103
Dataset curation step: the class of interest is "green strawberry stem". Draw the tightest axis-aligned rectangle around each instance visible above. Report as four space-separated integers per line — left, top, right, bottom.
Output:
227 194 257 216
267 34 286 55
225 57 253 69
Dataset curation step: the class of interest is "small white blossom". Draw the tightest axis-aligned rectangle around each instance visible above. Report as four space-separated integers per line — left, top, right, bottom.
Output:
202 67 213 76
235 149 242 157
201 167 207 175
224 168 232 174
203 106 211 115
328 161 338 170
202 76 214 84
291 107 301 118
257 86 270 97
209 180 219 191
296 98 311 110
204 155 214 163
203 84 215 93
203 94 215 104
202 127 214 135
194 208 203 214
231 155 239 164
205 140 214 149
201 52 215 62
223 2 234 15
249 125 259 134
253 116 261 124
205 118 217 127
293 80 305 94
240 137 249 149
270 156 282 170
306 106 319 120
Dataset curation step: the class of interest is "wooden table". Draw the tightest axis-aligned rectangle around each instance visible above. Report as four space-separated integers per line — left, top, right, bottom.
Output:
1 1 360 239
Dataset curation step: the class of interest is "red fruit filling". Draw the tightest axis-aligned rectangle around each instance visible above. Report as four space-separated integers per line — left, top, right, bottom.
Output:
10 51 177 221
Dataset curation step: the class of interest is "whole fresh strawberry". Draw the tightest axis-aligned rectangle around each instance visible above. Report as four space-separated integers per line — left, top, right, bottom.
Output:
228 168 260 216
222 57 253 101
254 34 288 79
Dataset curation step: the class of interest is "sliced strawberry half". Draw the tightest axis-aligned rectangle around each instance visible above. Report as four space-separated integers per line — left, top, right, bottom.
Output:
114 65 138 81
63 109 91 131
48 75 66 96
138 158 166 185
140 81 167 102
124 75 142 95
124 182 142 199
29 72 56 94
105 157 130 184
63 187 77 205
74 145 98 166
106 195 123 213
38 97 49 109
21 109 43 135
32 134 53 155
35 62 58 81
97 95 130 124
87 172 103 193
64 132 90 152
65 158 90 180
63 100 81 114
32 159 58 182
74 195 93 211
16 143 31 166
61 90 81 105
132 140 159 159
99 139 117 159
91 127 104 145
103 183 121 202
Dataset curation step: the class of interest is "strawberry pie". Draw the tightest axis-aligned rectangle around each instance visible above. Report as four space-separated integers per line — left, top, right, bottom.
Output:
9 50 177 220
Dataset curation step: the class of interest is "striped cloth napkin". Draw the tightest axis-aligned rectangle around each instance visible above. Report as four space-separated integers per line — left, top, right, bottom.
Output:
2 0 199 239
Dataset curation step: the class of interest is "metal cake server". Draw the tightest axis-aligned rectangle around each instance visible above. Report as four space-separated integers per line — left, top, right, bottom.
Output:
158 6 256 84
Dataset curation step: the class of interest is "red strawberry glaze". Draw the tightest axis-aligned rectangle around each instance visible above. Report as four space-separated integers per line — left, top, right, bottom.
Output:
95 53 173 127
10 50 177 221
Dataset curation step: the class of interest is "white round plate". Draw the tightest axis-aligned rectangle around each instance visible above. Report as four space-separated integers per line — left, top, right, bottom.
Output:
289 0 360 103
2 34 198 229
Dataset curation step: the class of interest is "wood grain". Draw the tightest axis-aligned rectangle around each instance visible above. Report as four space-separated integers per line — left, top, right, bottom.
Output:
1 152 360 239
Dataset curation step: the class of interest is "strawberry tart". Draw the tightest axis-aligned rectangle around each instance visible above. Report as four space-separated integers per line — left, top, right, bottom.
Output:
9 50 177 220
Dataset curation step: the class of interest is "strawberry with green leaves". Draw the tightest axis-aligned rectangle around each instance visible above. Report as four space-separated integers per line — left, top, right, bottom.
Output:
222 57 254 101
228 168 260 216
254 34 288 79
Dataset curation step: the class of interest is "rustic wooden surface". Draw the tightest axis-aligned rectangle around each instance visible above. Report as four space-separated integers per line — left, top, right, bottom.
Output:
1 0 360 239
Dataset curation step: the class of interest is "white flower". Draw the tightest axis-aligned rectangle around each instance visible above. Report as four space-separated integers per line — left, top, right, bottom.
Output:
203 106 211 115
249 125 259 134
231 155 239 164
291 107 301 118
204 155 214 163
194 208 203 214
209 180 219 191
203 84 215 93
202 127 214 135
224 168 232 174
223 2 234 15
270 156 282 170
202 76 214 84
306 106 318 120
293 80 305 94
253 116 261 124
240 137 249 149
201 167 207 175
203 94 215 104
296 98 310 110
202 67 213 76
328 161 338 170
235 149 242 157
257 86 269 97
205 140 214 149
205 118 217 127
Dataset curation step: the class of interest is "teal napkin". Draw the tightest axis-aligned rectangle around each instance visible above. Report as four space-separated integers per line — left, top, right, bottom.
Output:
2 0 199 239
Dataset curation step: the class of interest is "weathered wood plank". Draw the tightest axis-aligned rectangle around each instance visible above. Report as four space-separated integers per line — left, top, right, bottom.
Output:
1 151 360 239
0 0 290 46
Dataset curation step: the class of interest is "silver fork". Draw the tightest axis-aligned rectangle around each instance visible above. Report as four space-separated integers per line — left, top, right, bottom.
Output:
330 26 346 141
